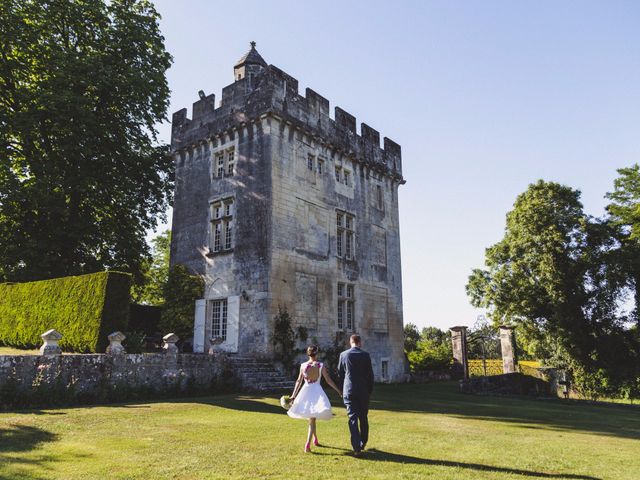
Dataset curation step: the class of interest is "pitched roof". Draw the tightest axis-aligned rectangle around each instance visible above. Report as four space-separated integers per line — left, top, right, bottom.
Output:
235 42 267 68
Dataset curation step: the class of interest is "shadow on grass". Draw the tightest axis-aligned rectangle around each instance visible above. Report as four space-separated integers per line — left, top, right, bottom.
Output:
201 395 284 415
0 424 57 453
0 424 60 479
369 382 640 441
352 449 600 480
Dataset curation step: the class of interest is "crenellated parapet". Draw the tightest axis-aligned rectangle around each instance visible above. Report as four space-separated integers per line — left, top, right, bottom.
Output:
171 63 404 182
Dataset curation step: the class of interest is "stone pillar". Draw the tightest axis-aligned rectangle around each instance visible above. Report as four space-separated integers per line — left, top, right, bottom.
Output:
499 326 518 374
106 331 126 355
450 326 469 380
40 329 63 356
162 333 179 354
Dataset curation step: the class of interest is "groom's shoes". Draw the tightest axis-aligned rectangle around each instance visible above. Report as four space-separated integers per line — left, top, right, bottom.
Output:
360 441 366 451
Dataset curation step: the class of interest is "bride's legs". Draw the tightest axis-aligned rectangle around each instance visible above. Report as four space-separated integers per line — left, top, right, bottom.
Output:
312 418 319 446
305 418 316 452
306 418 316 444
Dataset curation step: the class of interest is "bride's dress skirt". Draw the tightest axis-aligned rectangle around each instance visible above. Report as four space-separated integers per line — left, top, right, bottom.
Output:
287 382 333 420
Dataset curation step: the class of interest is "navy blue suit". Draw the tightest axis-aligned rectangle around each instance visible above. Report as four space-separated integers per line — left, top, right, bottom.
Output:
338 346 374 452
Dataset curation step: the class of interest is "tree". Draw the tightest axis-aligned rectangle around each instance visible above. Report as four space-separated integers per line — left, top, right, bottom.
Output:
0 0 173 283
132 230 171 305
404 324 452 372
160 265 204 342
403 323 420 353
606 164 640 325
467 180 633 397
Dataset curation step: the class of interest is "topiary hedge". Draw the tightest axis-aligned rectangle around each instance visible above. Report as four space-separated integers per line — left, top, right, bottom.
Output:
0 272 131 353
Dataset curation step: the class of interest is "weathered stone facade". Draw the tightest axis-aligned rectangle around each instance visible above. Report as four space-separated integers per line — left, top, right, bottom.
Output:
170 44 405 381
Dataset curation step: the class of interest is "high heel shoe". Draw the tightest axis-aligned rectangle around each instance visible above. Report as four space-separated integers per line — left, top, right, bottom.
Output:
304 442 311 453
313 436 320 447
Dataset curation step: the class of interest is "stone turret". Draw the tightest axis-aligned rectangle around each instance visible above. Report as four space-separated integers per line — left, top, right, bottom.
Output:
234 41 267 87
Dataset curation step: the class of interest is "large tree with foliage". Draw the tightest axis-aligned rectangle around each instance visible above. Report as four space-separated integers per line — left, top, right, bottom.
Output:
606 164 640 325
467 180 635 398
132 229 171 305
404 324 452 372
160 264 204 342
0 0 173 283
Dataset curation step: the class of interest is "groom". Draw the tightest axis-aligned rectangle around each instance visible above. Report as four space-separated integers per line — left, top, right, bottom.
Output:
337 334 374 455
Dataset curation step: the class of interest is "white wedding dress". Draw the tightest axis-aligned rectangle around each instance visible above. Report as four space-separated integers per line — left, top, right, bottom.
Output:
287 362 333 420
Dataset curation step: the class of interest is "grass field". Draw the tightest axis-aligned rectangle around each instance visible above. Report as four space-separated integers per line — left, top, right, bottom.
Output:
1 382 638 480
0 346 40 355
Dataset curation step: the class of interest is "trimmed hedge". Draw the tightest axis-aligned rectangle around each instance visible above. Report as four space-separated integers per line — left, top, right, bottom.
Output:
0 272 131 353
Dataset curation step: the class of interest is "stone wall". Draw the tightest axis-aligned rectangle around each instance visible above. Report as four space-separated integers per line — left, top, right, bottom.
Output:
0 353 228 409
459 372 553 397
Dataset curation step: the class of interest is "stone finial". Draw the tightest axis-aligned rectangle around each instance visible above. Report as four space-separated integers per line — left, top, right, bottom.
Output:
40 329 63 356
106 331 127 355
162 333 180 354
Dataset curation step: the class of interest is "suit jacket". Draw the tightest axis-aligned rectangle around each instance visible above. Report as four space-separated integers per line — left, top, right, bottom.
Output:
338 347 374 398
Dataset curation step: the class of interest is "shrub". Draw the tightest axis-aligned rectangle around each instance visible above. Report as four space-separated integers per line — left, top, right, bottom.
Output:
272 307 296 374
161 265 204 341
0 272 130 352
407 339 452 372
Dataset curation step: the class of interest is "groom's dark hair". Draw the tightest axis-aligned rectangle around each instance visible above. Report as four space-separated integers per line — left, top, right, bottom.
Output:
350 334 362 345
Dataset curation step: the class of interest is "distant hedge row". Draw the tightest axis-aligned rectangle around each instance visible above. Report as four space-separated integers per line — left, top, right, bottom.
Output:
0 272 131 353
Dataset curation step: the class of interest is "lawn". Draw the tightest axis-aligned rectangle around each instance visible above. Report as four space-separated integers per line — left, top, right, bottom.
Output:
1 382 638 480
0 346 40 355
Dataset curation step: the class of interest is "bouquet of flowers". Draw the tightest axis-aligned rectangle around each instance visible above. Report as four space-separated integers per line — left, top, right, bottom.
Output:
280 395 293 410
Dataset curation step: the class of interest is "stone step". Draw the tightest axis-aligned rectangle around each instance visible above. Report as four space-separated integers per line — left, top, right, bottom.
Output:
230 363 280 370
239 371 288 378
251 382 296 392
225 356 296 392
233 366 280 372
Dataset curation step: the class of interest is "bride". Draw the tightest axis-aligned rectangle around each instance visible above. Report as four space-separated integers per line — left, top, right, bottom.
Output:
288 345 342 452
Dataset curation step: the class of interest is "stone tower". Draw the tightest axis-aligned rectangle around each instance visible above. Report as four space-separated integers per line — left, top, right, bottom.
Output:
170 44 406 381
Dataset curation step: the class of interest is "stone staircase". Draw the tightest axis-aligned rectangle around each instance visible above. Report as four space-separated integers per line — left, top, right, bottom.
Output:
227 356 295 393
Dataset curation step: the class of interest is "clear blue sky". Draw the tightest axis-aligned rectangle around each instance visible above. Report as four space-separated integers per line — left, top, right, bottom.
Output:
152 0 640 331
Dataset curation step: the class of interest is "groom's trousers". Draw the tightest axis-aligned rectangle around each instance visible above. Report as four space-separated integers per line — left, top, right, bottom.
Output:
344 394 369 452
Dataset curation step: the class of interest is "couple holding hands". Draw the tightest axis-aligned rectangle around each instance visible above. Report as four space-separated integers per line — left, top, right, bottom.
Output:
287 334 374 455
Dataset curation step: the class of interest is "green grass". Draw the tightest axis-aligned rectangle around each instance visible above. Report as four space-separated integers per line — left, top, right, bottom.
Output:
0 346 40 355
1 382 638 480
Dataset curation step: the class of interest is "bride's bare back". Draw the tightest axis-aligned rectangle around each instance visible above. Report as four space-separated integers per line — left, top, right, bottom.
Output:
304 363 320 383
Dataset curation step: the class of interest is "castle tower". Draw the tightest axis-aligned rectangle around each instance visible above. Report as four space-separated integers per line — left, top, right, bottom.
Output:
170 43 406 381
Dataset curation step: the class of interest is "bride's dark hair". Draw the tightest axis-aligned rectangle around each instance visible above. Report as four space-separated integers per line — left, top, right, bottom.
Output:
306 345 318 357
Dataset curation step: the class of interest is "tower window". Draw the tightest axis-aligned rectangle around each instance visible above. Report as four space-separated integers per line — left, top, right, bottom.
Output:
227 149 235 176
317 159 324 174
211 299 228 341
343 170 351 187
335 166 341 183
216 153 225 178
336 211 355 260
307 154 315 171
337 282 355 331
213 147 236 178
381 360 389 381
210 198 234 252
